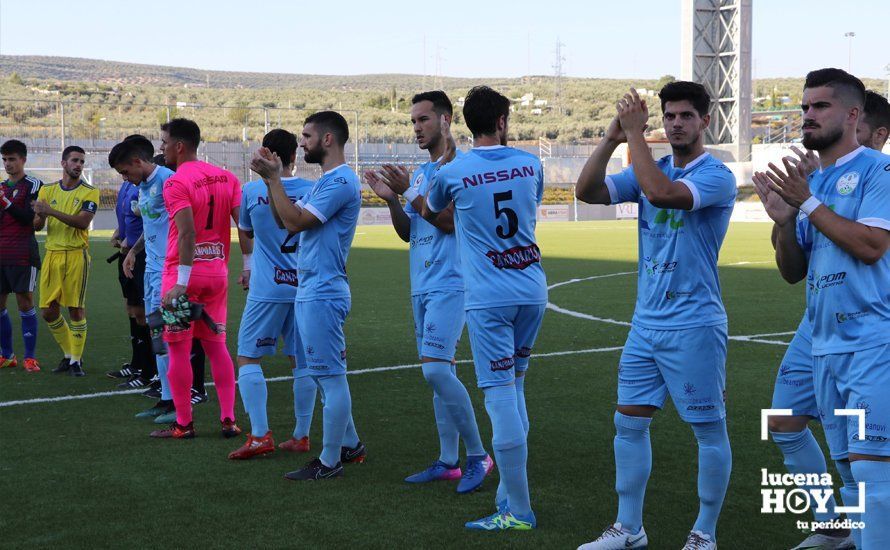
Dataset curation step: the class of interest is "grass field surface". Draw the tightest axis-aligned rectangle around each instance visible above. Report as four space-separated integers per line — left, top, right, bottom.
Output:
1 221 821 549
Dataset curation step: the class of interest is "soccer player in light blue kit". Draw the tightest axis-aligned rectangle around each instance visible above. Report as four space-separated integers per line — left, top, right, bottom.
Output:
762 90 890 550
251 111 365 481
574 82 736 550
758 68 890 550
423 86 546 531
115 137 177 420
228 129 318 460
365 90 493 492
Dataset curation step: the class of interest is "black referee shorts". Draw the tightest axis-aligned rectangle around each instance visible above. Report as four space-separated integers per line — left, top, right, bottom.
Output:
117 249 146 307
0 265 38 295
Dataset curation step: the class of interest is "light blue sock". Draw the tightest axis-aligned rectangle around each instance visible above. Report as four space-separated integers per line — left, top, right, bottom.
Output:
0 309 12 358
432 391 459 465
156 353 172 401
835 460 861 550
484 384 531 517
423 361 485 459
852 460 890 549
771 428 839 522
316 374 352 467
21 308 38 359
237 364 268 437
515 372 529 434
691 419 732 539
614 412 652 534
343 411 360 449
292 369 317 439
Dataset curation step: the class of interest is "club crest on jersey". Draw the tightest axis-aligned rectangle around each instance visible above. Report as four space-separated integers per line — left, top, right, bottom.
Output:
836 172 859 195
194 242 224 261
413 173 425 189
274 267 299 287
485 244 541 270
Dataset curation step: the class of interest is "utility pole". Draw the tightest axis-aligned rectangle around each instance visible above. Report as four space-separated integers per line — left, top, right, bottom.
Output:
844 32 855 72
553 38 566 115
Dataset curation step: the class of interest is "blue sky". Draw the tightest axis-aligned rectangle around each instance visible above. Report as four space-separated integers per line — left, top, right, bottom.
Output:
1 0 887 79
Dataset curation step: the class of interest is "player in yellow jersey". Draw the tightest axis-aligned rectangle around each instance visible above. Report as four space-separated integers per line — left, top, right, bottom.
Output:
33 146 98 377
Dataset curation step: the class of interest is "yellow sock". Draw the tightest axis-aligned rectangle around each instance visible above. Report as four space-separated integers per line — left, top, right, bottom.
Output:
47 316 72 357
69 319 87 362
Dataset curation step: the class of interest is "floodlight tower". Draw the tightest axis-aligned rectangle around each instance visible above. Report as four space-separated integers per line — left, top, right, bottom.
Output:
680 0 752 161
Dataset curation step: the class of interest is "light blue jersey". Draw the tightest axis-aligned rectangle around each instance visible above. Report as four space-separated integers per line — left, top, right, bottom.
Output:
405 156 463 295
239 177 314 303
427 145 547 310
296 164 361 302
137 165 174 272
606 152 736 329
799 146 890 356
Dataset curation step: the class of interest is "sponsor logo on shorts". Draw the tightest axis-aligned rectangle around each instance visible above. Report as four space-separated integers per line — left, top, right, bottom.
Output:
256 337 276 347
194 242 225 261
687 404 715 411
274 267 299 287
490 356 515 371
665 290 693 300
424 322 436 334
684 382 696 395
516 346 532 359
779 365 791 377
836 311 869 323
306 345 314 355
424 259 443 268
485 244 541 270
215 323 226 334
424 340 445 350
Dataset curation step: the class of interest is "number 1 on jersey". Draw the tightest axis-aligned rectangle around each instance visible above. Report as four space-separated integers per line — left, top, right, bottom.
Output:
205 194 215 230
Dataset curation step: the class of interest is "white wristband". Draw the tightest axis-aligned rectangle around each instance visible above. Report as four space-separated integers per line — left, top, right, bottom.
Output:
800 196 822 216
242 253 252 270
403 188 420 203
176 265 192 286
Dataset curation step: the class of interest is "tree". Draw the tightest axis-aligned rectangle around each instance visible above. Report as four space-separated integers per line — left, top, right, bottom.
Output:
9 72 23 86
656 74 676 90
228 101 251 126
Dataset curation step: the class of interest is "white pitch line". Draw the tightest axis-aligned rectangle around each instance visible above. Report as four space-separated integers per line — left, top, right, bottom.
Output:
0 346 625 409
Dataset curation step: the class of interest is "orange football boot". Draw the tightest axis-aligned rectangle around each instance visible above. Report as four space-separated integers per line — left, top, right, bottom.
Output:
279 436 311 453
228 431 275 460
22 358 40 372
150 422 196 439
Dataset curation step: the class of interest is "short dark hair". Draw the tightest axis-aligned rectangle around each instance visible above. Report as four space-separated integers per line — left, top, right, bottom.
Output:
462 86 510 138
262 129 298 166
108 137 154 168
803 68 866 109
411 90 453 116
0 139 27 158
864 90 890 131
62 145 85 161
160 118 201 150
658 81 711 117
304 111 349 147
152 153 168 168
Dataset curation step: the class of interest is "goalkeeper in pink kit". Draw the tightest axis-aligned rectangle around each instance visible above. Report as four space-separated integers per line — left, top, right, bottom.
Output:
150 118 242 439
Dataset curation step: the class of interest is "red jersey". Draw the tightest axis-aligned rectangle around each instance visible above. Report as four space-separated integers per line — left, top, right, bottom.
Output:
162 160 241 277
0 175 42 267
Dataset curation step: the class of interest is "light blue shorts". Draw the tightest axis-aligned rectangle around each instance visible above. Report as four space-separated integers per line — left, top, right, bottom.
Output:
814 344 890 459
144 270 162 313
770 324 818 418
411 291 465 361
617 323 727 423
296 298 350 377
465 304 545 389
237 299 297 358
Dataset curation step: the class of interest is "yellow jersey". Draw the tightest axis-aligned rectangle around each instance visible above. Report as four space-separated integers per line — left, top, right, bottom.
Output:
38 180 99 251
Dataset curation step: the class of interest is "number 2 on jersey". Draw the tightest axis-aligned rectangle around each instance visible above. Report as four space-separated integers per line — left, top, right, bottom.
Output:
493 191 518 239
280 232 298 254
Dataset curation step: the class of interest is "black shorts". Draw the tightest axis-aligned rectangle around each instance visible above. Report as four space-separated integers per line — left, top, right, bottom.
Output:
117 250 146 307
0 265 38 294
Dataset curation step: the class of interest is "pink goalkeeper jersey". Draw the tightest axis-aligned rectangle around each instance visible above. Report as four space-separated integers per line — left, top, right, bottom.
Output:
162 160 241 277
